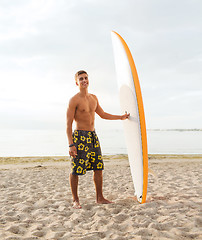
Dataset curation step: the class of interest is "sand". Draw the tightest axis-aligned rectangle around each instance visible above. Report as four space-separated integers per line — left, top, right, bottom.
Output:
0 155 201 240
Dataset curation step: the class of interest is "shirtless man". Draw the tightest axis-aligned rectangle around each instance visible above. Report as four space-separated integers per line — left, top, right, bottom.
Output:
66 70 129 208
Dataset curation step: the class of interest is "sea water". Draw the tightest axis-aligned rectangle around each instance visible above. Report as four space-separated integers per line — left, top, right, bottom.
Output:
0 128 202 157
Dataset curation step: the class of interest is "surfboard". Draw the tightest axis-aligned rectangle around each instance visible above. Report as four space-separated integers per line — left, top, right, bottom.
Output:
111 31 148 203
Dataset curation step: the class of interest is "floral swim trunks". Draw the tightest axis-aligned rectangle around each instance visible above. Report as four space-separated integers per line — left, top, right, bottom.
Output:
71 130 104 175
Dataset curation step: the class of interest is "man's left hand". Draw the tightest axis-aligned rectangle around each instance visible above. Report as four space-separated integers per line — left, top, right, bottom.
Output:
121 112 130 120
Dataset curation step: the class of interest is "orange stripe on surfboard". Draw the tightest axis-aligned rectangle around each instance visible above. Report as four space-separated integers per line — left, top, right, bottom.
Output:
112 31 148 203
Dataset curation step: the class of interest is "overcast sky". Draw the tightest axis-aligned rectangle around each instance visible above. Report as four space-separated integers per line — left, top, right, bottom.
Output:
0 0 202 132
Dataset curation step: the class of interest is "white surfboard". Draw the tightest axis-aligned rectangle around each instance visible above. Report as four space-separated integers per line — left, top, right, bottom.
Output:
111 31 148 203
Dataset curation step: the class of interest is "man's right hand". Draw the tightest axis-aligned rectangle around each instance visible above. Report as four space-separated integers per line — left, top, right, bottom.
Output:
69 145 77 158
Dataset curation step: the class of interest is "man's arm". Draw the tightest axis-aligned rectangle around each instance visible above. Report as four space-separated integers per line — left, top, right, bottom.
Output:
95 96 130 120
66 97 77 158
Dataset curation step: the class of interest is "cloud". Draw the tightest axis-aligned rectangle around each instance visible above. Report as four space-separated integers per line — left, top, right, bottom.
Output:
0 0 202 130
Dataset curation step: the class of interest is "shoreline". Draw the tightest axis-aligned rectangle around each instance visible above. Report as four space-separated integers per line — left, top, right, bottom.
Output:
0 154 201 170
0 153 202 164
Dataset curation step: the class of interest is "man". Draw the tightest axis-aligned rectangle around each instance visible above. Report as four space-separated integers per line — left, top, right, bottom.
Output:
66 70 129 208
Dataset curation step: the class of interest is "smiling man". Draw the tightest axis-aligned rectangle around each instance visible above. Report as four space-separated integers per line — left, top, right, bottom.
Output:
66 70 129 208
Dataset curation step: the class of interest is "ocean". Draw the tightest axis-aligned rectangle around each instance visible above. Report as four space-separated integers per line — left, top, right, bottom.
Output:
0 128 202 157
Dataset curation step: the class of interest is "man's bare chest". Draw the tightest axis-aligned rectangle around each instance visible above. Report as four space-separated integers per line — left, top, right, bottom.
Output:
76 97 97 113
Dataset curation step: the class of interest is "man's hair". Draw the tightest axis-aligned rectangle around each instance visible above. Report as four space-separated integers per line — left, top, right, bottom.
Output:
75 70 88 81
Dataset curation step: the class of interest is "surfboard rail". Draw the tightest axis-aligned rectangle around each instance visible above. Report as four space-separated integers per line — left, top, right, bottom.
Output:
112 31 148 203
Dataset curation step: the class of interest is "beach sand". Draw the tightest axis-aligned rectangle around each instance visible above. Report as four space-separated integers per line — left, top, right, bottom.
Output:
0 155 201 240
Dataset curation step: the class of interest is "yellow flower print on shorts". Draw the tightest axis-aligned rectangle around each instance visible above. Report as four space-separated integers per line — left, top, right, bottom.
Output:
80 136 86 141
86 152 91 159
97 162 103 169
71 162 76 172
94 141 100 148
85 146 89 152
71 130 104 175
76 166 83 174
91 157 95 163
79 159 85 164
78 143 85 151
88 132 92 137
87 162 92 169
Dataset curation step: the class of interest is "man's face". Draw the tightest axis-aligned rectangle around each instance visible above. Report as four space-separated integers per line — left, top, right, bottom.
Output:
76 73 89 89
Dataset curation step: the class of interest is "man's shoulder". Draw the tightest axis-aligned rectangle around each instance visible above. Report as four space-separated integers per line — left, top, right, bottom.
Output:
70 93 80 100
68 93 80 106
90 93 98 101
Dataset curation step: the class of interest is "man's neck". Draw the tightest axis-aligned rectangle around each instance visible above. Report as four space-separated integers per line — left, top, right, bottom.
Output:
79 88 88 97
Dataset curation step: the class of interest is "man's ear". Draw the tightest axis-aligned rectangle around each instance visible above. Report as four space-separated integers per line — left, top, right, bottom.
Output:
75 81 78 86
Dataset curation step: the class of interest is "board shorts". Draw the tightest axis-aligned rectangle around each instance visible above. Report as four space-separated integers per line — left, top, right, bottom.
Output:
71 130 104 175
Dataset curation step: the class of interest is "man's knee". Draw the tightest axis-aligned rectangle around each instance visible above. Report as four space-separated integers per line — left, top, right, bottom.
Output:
94 170 103 176
70 173 79 180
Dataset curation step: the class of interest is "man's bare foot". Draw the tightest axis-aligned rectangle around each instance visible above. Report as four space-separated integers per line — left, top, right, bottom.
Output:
97 198 114 204
72 200 82 209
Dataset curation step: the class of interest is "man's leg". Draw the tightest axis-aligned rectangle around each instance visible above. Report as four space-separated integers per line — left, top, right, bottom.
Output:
69 173 82 208
93 170 113 204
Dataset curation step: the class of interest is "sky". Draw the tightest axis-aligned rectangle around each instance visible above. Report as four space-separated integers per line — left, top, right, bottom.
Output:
0 0 202 132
